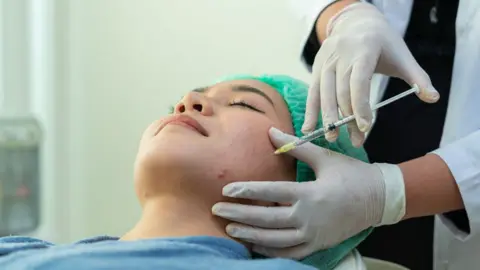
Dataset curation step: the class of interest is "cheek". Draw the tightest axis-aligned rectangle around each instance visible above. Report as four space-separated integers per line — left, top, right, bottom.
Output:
223 117 273 156
213 116 283 182
142 118 166 138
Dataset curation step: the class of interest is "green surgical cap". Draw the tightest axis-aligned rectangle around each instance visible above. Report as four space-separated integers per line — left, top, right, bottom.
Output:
216 74 373 270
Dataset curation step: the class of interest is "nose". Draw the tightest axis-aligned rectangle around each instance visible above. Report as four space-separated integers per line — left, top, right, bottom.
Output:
174 92 213 116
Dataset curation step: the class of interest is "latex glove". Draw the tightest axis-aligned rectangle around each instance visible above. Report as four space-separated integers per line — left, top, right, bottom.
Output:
212 128 406 259
304 2 440 146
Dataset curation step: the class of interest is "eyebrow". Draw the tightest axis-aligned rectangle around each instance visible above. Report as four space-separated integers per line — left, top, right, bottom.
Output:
192 87 207 93
191 85 274 106
231 85 274 105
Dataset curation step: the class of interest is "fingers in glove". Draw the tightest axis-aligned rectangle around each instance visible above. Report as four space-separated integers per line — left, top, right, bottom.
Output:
347 124 365 147
253 243 312 260
302 75 321 134
212 203 295 228
269 128 332 172
220 180 298 203
320 66 339 142
336 63 364 147
394 46 440 103
225 223 305 248
405 64 439 103
416 83 439 103
350 56 375 132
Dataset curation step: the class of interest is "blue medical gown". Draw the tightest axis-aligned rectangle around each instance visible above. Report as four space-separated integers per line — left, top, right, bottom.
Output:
0 235 315 270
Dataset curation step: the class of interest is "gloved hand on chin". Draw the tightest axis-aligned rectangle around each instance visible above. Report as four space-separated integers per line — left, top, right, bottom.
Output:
212 127 406 259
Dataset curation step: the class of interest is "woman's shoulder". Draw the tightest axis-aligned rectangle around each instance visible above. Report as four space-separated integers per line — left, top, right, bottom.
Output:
0 236 54 256
0 235 119 256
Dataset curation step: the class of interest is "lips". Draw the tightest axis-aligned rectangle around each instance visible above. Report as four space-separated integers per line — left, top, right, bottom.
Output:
155 115 208 137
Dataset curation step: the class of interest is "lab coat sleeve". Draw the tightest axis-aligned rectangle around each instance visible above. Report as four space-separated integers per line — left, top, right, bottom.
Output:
288 0 337 70
433 129 480 241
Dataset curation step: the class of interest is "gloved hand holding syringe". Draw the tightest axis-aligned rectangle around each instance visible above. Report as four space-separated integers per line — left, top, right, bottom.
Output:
275 84 420 154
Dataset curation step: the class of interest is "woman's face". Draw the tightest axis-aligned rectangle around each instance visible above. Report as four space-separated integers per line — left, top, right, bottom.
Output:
134 79 296 203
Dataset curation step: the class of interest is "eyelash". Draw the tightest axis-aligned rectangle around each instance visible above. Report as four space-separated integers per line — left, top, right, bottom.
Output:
229 101 264 113
168 101 264 114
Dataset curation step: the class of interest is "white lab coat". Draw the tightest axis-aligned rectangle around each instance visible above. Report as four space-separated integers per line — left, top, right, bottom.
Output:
290 0 480 269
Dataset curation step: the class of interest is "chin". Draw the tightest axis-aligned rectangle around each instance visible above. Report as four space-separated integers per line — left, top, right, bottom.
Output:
138 147 212 173
135 140 221 184
134 158 226 207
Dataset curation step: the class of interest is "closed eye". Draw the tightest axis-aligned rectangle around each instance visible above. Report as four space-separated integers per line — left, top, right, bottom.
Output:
229 101 265 113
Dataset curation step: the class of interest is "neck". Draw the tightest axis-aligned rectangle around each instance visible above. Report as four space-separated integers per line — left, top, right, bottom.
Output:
121 194 232 241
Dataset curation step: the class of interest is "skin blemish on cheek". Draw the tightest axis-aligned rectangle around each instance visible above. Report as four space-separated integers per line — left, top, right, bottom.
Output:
217 169 228 180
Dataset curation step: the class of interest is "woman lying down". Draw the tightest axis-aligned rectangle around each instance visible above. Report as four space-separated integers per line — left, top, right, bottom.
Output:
0 75 373 270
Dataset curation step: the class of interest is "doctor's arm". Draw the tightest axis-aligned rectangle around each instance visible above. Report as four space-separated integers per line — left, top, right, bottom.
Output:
409 129 480 238
400 151 464 220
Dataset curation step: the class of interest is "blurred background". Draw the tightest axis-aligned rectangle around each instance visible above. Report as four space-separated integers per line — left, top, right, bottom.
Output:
0 0 309 243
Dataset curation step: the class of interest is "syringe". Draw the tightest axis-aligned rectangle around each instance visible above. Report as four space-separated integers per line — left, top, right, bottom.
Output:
274 84 420 155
